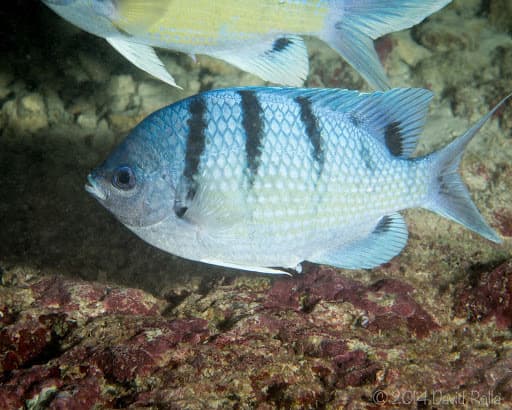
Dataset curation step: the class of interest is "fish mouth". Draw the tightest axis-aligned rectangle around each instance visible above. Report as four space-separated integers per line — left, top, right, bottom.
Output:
85 174 107 201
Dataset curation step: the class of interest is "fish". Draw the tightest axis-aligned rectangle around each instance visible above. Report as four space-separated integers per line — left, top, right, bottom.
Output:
42 0 452 89
85 87 509 275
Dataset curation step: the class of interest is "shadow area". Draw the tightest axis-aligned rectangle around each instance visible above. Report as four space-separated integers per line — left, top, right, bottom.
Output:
0 1 261 296
0 129 251 296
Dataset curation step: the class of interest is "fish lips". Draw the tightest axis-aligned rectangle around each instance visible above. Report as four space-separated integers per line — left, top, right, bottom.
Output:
85 174 107 201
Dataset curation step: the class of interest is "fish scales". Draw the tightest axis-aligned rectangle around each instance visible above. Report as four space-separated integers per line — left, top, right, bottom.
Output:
185 90 411 240
85 86 508 274
184 90 347 262
122 0 328 48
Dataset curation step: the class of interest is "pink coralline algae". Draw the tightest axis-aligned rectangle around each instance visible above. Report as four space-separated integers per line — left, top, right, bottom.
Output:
30 275 163 317
88 318 209 384
0 312 72 373
0 273 208 409
494 208 512 238
454 260 512 328
265 268 439 337
375 35 395 64
1 265 511 408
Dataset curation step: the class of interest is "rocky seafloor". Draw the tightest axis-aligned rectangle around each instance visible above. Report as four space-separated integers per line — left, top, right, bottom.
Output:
1 0 512 408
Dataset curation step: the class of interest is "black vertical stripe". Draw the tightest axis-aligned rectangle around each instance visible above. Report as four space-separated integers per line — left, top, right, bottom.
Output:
296 96 324 174
183 96 207 201
239 90 264 186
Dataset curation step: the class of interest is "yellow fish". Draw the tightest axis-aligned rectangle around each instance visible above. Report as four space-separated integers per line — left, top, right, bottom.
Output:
42 0 451 89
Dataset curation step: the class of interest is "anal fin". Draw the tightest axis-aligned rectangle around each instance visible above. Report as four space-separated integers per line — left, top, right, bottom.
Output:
208 35 308 86
309 213 408 269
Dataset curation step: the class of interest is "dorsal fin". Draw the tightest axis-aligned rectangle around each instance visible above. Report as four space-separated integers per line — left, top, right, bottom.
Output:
209 87 432 157
349 88 433 158
295 87 432 158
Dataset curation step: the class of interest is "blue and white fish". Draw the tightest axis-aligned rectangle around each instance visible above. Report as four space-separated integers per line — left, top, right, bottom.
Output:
42 0 451 89
85 87 508 274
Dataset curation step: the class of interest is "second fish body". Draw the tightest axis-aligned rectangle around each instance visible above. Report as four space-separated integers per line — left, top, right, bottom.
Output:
42 0 451 89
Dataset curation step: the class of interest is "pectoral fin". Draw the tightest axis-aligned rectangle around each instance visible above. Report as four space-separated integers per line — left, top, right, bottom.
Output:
309 213 408 269
173 168 250 236
175 178 296 276
176 188 246 233
106 37 180 88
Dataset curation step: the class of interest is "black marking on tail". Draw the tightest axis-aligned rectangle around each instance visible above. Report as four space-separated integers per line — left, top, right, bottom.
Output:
239 90 264 186
296 96 324 175
272 37 293 53
437 175 450 195
384 121 404 157
183 96 207 201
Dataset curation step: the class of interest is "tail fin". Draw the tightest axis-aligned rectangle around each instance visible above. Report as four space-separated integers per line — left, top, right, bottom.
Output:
425 94 512 243
321 0 451 89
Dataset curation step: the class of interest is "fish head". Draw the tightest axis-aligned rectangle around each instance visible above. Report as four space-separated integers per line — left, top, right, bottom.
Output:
85 129 178 228
42 0 119 37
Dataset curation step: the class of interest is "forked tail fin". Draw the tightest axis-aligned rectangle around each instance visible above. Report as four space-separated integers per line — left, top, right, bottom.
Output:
321 0 452 89
424 94 511 243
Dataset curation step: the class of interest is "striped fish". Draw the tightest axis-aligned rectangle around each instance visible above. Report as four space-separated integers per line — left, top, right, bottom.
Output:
85 87 508 274
42 0 451 89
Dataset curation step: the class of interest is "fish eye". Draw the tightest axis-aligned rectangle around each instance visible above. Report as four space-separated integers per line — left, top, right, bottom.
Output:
112 166 136 191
